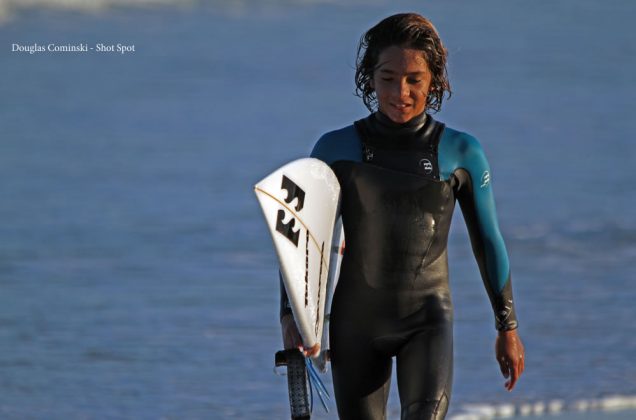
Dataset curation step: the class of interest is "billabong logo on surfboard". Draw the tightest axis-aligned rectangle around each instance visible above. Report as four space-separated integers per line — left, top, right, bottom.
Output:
275 175 306 246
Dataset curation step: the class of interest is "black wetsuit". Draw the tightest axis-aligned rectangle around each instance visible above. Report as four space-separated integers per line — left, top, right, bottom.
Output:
280 111 517 420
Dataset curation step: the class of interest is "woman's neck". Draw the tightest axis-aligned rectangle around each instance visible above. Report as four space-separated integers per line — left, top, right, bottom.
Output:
375 110 428 132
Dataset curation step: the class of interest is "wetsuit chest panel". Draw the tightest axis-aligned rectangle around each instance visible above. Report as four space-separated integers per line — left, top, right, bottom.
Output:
332 160 455 293
354 113 445 181
363 147 440 181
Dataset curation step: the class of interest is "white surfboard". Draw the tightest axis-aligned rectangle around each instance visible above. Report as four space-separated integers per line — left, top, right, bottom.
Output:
254 158 343 368
312 216 344 372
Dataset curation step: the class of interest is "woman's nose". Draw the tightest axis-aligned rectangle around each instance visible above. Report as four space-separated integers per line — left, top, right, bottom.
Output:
397 79 409 98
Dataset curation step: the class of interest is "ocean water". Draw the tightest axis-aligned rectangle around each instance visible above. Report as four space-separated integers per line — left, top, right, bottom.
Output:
1 1 635 419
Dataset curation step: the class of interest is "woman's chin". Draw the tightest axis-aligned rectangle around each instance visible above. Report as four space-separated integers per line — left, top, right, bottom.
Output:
380 106 418 124
387 113 412 124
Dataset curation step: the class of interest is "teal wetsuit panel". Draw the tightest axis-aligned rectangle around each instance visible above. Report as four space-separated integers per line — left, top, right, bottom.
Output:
438 128 511 294
310 125 362 164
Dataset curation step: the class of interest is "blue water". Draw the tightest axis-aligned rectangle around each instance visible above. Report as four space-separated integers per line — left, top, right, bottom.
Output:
1 1 635 418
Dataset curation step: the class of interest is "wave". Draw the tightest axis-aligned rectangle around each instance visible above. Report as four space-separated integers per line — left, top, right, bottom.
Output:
0 0 200 23
0 0 365 24
450 395 636 419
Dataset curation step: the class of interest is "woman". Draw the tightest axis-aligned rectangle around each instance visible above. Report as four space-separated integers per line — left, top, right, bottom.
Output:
280 13 525 420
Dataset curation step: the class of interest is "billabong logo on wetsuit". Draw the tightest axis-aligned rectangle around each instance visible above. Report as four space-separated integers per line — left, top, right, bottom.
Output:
275 175 305 246
480 171 490 188
419 158 433 174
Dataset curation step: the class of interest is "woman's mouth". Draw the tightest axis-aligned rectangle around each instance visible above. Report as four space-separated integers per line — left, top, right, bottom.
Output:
392 103 411 111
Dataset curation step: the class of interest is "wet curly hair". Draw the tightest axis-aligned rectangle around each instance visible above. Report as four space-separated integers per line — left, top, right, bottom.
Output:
355 13 452 113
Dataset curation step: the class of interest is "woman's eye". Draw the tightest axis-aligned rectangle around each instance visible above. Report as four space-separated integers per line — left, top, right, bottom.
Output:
408 79 422 84
381 78 393 82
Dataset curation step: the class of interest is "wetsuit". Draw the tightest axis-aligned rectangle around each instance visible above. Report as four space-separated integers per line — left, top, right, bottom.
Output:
280 111 517 420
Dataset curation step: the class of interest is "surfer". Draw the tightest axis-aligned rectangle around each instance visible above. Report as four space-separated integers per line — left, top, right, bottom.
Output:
280 13 525 419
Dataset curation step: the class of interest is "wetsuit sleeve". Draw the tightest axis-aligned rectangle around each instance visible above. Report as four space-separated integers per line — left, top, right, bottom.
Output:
453 135 518 331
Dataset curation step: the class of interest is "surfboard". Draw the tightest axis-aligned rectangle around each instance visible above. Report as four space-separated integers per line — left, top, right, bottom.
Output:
254 158 343 366
312 216 344 372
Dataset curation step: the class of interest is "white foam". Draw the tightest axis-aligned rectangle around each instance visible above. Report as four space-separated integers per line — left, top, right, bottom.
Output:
461 404 498 418
494 404 516 417
601 395 636 411
449 395 636 419
547 399 565 414
0 0 372 24
518 403 533 416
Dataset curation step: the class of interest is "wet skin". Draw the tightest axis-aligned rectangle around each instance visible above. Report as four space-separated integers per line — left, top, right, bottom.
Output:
370 46 432 124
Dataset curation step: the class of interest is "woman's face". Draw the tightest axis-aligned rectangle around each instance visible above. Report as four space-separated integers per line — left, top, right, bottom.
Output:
370 46 432 124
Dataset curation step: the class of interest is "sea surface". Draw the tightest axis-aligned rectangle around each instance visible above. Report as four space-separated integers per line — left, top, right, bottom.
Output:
1 1 635 419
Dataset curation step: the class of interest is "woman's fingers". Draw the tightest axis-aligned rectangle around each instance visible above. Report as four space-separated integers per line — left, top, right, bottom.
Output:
496 330 525 391
506 361 519 390
303 343 321 358
503 352 524 391
281 315 322 358
498 356 509 378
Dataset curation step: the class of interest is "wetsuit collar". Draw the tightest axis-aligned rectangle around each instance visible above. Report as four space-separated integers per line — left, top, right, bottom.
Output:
374 110 428 133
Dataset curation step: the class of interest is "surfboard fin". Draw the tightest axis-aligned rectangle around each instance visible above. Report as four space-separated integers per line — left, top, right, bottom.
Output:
305 358 331 413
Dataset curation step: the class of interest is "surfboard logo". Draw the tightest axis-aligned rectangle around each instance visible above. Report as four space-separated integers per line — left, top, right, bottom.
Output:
281 175 305 211
275 175 306 247
276 210 300 246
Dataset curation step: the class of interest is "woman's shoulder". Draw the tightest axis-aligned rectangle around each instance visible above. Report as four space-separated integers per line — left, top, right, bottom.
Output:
310 124 362 164
438 124 489 179
440 125 484 155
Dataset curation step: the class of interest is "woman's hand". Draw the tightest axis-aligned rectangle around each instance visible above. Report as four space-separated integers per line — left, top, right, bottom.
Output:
496 329 525 391
281 314 320 357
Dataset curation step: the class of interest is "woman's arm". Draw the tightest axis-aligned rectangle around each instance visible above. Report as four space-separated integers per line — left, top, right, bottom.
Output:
451 133 517 331
447 131 525 389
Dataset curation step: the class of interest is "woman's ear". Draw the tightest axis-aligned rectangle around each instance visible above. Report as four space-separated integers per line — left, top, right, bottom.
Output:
369 78 375 90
